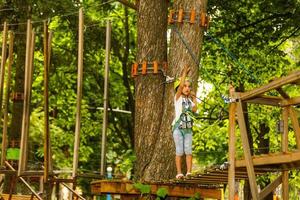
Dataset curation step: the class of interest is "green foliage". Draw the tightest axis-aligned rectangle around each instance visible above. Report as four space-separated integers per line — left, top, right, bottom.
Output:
156 187 168 199
133 182 151 195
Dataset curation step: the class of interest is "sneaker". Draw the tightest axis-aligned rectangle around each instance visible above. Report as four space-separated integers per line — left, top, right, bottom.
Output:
176 173 184 179
185 172 192 178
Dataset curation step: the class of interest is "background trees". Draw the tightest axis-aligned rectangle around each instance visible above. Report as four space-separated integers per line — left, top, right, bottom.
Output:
0 0 299 198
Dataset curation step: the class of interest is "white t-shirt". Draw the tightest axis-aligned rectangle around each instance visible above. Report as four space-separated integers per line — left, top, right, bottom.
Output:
172 95 195 126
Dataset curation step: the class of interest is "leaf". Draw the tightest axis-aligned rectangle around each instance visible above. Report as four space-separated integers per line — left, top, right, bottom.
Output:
133 182 151 195
156 187 168 198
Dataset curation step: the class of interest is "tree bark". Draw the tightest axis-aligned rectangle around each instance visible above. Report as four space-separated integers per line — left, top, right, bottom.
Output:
134 0 207 181
134 0 168 180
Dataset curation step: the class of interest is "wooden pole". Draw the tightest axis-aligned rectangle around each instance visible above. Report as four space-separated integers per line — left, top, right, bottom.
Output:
23 28 35 170
72 7 84 180
282 107 289 200
228 102 236 200
0 21 8 115
288 106 300 149
18 20 32 176
1 32 14 166
48 31 53 173
100 20 111 176
43 21 50 183
236 100 259 200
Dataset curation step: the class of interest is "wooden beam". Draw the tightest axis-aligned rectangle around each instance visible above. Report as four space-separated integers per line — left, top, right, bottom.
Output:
100 20 112 176
1 31 13 166
228 102 236 200
236 101 259 200
0 21 8 116
289 107 300 149
282 107 289 200
244 95 282 106
240 71 300 101
259 175 282 199
276 87 290 99
235 151 300 167
91 180 222 199
281 96 300 106
5 162 43 200
43 21 50 183
72 7 84 180
18 20 33 176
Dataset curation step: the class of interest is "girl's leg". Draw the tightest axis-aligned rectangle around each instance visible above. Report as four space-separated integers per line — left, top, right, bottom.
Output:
175 155 182 175
186 154 192 173
184 133 193 173
173 128 184 176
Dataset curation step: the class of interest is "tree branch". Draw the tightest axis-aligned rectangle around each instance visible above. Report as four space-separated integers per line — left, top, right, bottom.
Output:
267 26 300 54
116 0 137 10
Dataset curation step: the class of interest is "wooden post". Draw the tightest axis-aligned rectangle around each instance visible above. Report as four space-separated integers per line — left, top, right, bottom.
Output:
100 20 111 176
43 20 50 183
48 31 53 174
288 106 300 149
228 102 236 200
18 20 32 175
72 7 84 180
1 32 14 166
0 21 8 115
282 107 289 200
236 100 259 200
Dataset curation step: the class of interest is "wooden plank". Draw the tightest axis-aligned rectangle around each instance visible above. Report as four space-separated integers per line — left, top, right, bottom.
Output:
100 20 112 176
244 95 282 106
235 151 300 167
282 96 300 106
282 107 289 200
1 31 13 166
240 70 300 101
236 101 259 200
1 194 39 200
18 20 32 176
91 180 222 199
259 175 282 199
0 21 8 116
228 102 236 200
282 171 289 200
72 7 84 180
276 87 290 99
43 21 50 183
289 107 300 149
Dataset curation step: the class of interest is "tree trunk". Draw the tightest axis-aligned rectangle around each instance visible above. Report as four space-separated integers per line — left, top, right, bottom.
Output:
134 0 207 181
134 0 169 181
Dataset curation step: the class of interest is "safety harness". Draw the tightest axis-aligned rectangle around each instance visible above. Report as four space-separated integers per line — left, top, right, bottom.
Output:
173 97 194 134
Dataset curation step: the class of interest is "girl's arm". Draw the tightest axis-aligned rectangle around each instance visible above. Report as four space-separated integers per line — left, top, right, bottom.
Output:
175 65 190 100
190 91 197 112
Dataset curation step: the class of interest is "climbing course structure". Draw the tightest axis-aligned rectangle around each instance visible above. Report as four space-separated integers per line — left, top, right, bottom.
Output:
228 71 300 200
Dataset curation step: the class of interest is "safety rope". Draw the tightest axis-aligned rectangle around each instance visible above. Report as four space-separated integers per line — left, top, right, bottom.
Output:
170 25 229 104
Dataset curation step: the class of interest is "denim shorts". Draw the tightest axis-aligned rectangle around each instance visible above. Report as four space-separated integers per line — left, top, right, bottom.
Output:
173 127 192 156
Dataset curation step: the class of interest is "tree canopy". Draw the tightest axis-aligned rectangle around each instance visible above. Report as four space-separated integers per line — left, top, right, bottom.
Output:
0 0 299 198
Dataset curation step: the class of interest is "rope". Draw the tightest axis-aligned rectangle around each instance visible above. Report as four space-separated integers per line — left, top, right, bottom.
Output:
169 25 228 103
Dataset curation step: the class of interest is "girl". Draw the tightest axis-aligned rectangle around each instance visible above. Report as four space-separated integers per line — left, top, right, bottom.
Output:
172 65 197 179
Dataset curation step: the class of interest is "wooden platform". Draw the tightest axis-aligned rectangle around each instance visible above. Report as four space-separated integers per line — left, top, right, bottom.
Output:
0 194 39 200
236 151 300 168
91 179 223 199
